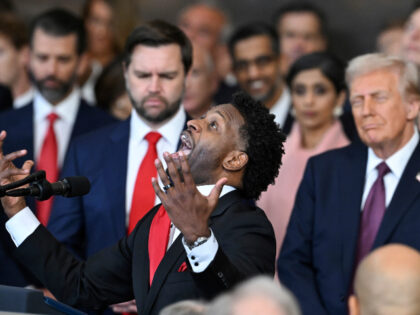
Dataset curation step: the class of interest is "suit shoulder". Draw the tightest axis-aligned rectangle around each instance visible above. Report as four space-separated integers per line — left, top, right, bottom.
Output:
71 119 129 148
0 105 31 124
309 141 366 165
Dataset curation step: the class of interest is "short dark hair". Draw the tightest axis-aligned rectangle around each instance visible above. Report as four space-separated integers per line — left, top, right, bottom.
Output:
228 22 279 60
29 8 86 55
0 12 28 49
95 55 125 113
286 52 345 93
273 1 327 38
228 92 285 200
123 20 192 74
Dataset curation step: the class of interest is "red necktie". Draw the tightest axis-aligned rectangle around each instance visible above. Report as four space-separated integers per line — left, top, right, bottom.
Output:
128 132 162 234
148 205 171 285
355 162 391 265
36 113 59 226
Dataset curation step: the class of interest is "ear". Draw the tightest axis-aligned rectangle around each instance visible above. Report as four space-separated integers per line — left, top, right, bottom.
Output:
18 45 30 67
348 295 360 315
405 95 420 121
222 150 248 171
76 52 89 77
333 90 346 117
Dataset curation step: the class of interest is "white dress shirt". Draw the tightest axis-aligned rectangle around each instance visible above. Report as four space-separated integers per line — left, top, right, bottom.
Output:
125 106 187 225
13 86 34 109
269 87 291 128
5 184 236 273
361 130 419 210
33 88 81 168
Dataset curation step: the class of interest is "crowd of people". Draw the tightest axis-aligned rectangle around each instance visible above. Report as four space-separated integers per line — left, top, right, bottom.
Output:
0 1 420 315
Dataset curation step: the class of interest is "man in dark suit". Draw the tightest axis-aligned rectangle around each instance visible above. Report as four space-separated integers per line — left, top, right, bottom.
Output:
0 9 114 287
278 53 420 315
0 91 285 315
48 21 193 283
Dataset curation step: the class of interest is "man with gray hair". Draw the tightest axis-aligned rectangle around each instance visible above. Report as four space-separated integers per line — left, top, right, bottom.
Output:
278 53 420 315
349 244 420 315
206 276 301 315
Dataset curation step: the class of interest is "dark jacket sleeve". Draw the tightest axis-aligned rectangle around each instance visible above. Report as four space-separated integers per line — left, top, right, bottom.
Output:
277 158 328 315
14 224 135 310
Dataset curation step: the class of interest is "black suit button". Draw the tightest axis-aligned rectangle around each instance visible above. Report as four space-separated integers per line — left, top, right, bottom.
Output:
339 295 345 302
194 262 199 267
217 272 223 278
191 255 196 260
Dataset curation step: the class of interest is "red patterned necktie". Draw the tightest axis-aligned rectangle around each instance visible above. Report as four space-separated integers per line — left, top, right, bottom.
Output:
128 131 162 234
148 205 171 286
36 112 59 226
355 161 391 265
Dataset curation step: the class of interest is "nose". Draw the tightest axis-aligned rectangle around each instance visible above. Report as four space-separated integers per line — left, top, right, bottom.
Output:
46 59 58 77
361 97 374 116
247 63 261 80
302 90 314 106
187 119 201 133
148 75 161 93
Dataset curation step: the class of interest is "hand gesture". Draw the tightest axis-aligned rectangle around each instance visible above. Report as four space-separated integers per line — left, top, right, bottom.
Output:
0 130 33 217
151 151 227 244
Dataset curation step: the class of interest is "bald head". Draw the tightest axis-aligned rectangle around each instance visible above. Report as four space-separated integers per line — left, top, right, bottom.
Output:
177 3 226 54
349 244 420 315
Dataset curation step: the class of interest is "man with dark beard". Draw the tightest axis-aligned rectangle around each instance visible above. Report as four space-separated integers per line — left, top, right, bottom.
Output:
0 91 284 315
228 23 293 133
47 20 194 313
0 8 114 287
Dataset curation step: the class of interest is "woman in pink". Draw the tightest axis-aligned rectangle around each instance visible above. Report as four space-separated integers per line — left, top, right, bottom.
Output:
258 52 350 259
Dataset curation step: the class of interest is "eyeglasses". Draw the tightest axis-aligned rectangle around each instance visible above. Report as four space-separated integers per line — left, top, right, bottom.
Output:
233 55 277 72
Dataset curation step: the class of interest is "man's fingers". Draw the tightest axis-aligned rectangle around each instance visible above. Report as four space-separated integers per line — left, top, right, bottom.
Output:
178 151 194 187
154 158 171 187
164 152 181 186
2 150 27 165
151 177 166 202
208 177 227 207
22 160 34 172
0 130 7 156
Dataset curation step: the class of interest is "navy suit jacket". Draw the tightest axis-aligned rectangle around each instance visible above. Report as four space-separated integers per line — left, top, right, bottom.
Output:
48 116 189 259
278 139 420 315
0 100 115 286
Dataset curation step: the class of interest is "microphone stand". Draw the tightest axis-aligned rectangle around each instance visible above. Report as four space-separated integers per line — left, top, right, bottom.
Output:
0 170 46 197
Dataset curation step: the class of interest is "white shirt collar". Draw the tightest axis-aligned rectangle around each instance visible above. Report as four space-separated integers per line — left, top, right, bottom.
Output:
34 87 81 124
269 87 291 128
129 105 187 148
367 129 419 179
13 86 34 109
197 184 236 197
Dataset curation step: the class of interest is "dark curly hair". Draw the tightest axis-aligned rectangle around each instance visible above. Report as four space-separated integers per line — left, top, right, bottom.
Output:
228 92 286 200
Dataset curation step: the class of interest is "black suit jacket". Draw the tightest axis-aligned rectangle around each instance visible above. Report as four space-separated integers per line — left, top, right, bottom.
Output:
14 190 275 315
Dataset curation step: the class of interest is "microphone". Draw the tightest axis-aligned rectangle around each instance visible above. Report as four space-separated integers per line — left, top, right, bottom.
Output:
6 176 90 200
0 171 46 197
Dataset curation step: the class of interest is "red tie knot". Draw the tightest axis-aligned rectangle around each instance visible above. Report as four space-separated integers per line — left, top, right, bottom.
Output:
145 131 162 146
47 112 59 124
376 162 390 178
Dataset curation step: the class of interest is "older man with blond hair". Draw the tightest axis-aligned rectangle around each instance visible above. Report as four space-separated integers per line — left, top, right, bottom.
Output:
279 53 420 315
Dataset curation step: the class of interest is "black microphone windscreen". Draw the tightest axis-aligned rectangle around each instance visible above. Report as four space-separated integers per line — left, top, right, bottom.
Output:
64 176 90 197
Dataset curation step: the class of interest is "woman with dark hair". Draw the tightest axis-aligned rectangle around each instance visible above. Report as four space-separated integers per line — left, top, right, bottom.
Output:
94 55 131 120
258 52 350 260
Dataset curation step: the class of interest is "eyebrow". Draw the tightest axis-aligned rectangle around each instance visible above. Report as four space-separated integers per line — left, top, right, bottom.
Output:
214 110 227 121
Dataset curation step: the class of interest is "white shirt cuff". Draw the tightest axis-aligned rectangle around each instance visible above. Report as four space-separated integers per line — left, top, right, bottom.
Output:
182 229 218 273
5 207 40 247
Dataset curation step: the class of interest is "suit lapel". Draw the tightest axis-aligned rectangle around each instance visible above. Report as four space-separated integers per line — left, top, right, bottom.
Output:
104 119 130 237
373 142 420 247
339 143 367 289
